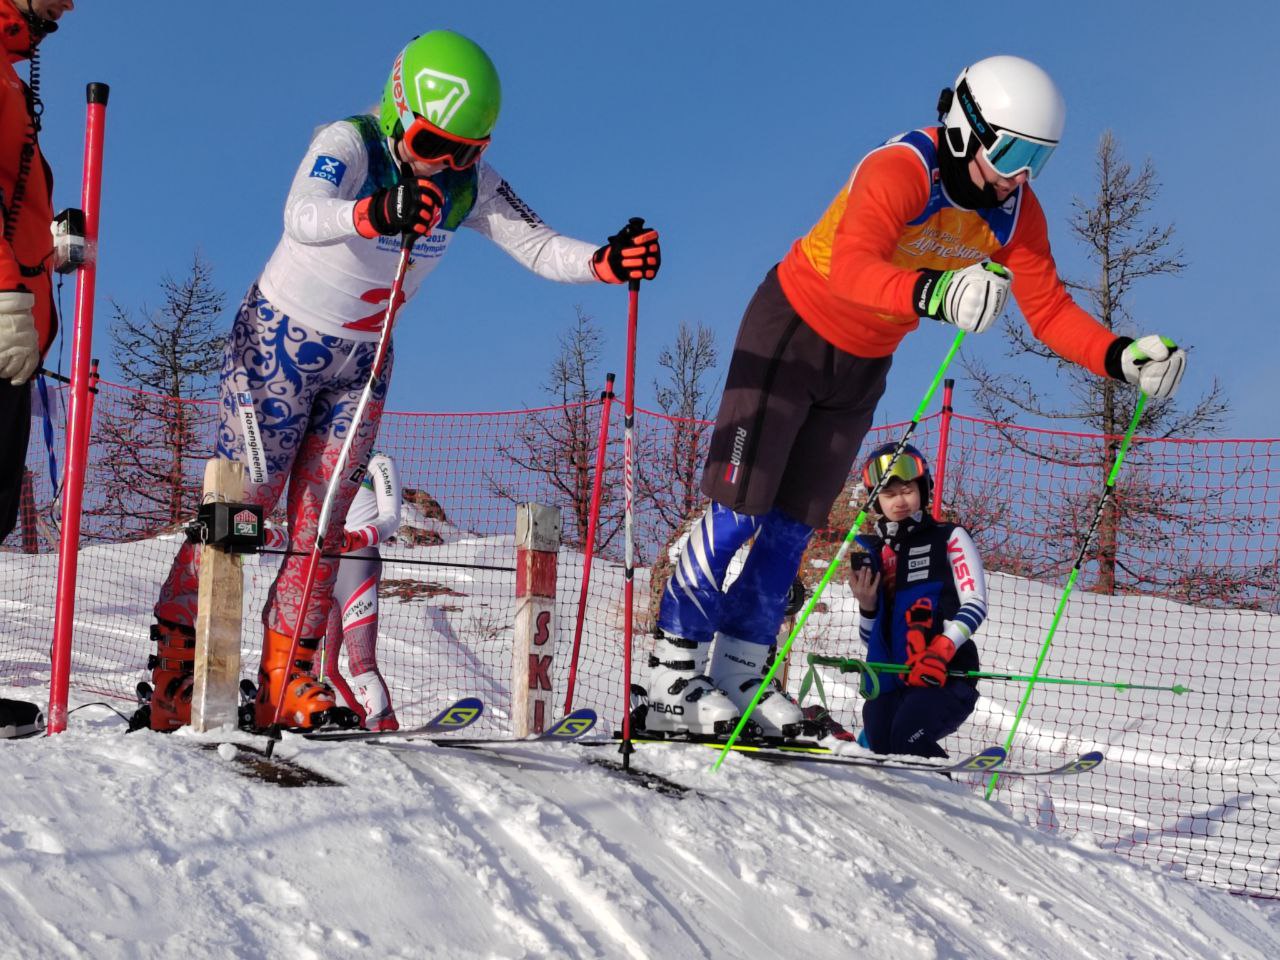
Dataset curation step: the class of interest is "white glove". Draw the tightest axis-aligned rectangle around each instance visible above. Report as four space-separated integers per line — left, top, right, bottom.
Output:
1120 334 1185 399
914 260 1012 334
0 290 40 386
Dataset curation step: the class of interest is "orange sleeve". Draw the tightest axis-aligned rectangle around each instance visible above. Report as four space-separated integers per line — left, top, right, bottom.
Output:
0 71 24 292
826 146 931 319
1001 189 1115 378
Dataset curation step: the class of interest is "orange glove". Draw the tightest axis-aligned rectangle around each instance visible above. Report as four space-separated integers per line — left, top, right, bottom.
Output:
591 218 661 283
905 631 955 688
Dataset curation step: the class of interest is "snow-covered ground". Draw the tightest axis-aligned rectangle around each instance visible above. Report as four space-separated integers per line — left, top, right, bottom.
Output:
2 532 1279 957
3 701 1278 959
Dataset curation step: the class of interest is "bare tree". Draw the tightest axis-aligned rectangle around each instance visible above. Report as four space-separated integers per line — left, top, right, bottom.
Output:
88 252 225 537
963 131 1240 596
639 320 720 618
490 306 621 552
639 320 719 533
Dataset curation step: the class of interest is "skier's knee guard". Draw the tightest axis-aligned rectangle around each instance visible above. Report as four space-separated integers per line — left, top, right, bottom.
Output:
148 619 196 732
656 502 760 644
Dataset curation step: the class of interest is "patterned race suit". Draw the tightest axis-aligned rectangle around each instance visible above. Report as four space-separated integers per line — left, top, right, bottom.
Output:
155 114 599 638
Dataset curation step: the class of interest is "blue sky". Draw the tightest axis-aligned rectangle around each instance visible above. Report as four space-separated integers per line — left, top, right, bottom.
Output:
33 1 1279 437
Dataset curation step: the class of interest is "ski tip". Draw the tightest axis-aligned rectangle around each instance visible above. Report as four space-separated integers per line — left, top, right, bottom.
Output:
539 708 598 741
426 697 485 731
954 745 1007 772
1069 750 1105 772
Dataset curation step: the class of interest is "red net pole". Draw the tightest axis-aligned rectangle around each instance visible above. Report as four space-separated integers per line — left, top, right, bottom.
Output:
932 378 956 521
48 83 110 733
564 372 615 713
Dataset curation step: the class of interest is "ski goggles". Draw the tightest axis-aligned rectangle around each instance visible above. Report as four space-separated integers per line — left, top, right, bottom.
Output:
862 448 927 490
983 130 1056 180
402 114 489 170
954 77 1057 180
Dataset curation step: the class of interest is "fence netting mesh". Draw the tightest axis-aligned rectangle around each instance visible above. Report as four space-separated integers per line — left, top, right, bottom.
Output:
3 379 1277 898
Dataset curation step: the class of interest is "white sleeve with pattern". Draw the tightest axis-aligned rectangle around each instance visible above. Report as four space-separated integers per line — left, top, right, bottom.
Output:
365 454 402 545
942 526 988 649
279 122 368 246
344 454 402 546
463 162 599 283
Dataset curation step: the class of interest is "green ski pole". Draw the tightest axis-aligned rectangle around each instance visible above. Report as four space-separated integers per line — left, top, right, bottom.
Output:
712 330 967 772
805 655 1189 694
984 392 1148 799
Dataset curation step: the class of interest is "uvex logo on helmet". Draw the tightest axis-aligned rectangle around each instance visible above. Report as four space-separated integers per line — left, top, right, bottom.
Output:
391 51 411 126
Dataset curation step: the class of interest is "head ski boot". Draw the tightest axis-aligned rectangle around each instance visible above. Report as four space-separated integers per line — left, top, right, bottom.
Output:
640 631 739 737
708 633 804 740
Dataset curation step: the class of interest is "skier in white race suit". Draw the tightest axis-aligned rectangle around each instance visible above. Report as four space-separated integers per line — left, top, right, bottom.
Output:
146 30 661 731
320 451 403 732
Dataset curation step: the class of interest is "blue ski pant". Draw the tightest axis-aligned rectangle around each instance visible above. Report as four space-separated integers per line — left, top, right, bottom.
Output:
657 501 813 647
861 681 979 758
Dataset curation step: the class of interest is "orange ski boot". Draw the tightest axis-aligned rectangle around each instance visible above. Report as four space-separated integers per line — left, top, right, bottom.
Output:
147 619 196 732
253 627 339 730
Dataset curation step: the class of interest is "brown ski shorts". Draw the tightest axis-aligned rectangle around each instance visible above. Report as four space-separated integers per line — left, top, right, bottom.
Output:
701 266 891 529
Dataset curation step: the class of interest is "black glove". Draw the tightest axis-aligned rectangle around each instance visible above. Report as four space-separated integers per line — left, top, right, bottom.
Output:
354 178 445 239
591 218 661 283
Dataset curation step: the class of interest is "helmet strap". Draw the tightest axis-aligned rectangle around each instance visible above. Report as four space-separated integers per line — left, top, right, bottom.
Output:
18 3 58 44
935 87 955 123
937 131 1003 210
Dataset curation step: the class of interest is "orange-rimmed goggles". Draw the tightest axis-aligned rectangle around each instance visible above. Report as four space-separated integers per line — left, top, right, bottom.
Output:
862 449 927 490
402 114 489 170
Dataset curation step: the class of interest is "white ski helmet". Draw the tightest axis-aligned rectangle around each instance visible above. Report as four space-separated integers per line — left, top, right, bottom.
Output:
941 55 1066 179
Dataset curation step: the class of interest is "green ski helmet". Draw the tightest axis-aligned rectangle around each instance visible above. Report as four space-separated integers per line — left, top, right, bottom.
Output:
379 30 502 168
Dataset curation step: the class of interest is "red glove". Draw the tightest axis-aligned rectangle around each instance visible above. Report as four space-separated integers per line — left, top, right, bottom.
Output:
591 218 661 283
905 630 955 688
354 178 445 239
341 528 375 553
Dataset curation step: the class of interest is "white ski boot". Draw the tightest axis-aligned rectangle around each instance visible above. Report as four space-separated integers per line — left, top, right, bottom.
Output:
351 669 399 732
708 633 804 739
640 632 740 736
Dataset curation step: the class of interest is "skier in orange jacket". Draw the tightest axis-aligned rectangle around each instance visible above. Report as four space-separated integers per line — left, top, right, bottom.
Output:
643 55 1186 739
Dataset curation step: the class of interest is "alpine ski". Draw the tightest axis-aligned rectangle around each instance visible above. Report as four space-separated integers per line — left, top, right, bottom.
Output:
302 697 485 743
432 708 599 748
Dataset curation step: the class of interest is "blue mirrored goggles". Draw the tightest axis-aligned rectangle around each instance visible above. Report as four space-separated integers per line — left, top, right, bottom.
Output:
984 131 1056 179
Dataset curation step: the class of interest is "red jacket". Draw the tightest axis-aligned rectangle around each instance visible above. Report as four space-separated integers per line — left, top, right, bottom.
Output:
777 128 1114 377
1 1 56 356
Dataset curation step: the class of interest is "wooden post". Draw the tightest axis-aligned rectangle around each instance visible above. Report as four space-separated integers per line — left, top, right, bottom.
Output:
191 458 245 732
512 503 561 737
